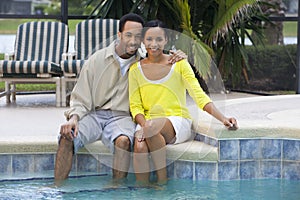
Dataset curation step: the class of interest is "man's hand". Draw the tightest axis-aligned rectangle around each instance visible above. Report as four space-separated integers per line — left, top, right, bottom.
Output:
168 49 187 64
60 115 79 141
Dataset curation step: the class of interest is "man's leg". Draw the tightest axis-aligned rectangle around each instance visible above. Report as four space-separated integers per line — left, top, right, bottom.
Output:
54 137 74 181
113 135 131 179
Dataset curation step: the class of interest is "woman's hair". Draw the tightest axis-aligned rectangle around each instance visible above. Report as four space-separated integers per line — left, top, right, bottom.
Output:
142 19 168 39
119 13 145 32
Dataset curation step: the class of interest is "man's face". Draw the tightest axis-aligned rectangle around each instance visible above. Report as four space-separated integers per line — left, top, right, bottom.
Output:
118 21 143 58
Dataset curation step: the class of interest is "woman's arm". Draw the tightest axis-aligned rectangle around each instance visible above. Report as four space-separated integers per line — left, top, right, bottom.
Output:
134 113 147 142
135 113 146 127
180 60 238 130
203 102 238 130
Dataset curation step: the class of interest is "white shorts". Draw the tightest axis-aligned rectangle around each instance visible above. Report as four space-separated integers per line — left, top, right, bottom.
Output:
135 116 193 144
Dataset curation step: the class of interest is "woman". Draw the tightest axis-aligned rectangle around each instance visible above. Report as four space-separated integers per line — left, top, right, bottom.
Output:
129 20 238 184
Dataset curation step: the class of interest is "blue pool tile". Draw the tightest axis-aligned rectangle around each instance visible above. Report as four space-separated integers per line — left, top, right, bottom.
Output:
34 154 54 172
195 162 217 180
0 155 11 174
194 133 205 142
219 140 239 160
261 139 281 159
240 139 260 160
98 155 113 174
205 137 218 147
282 161 300 180
240 161 260 179
204 136 211 145
209 138 218 147
12 154 34 174
260 161 281 179
218 161 239 180
283 140 300 161
167 161 174 178
175 161 193 179
194 134 218 147
99 163 112 174
77 154 98 172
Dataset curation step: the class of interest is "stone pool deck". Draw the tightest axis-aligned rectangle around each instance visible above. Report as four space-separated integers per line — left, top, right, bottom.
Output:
0 92 300 180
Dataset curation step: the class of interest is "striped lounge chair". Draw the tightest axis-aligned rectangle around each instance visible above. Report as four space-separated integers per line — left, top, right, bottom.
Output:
60 18 119 107
0 21 68 107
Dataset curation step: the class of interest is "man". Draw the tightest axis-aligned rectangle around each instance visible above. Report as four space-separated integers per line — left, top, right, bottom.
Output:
54 13 185 181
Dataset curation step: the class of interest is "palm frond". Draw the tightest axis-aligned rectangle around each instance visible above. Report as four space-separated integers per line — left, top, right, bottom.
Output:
208 0 258 43
171 0 213 78
89 0 135 19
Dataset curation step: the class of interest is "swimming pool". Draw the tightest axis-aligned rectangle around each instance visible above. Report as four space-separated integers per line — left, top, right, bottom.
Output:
1 174 300 200
1 95 300 199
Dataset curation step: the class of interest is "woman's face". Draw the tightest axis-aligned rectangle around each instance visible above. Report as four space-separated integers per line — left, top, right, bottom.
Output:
143 27 167 56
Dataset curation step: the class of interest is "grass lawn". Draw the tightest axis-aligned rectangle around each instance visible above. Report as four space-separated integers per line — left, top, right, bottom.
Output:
0 19 80 34
283 21 297 37
0 82 56 92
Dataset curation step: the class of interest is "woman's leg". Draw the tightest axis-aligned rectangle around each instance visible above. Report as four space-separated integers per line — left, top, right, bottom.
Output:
144 118 176 183
146 133 167 183
133 130 150 183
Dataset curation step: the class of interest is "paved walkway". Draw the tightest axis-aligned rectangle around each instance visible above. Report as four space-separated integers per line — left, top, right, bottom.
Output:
0 92 299 146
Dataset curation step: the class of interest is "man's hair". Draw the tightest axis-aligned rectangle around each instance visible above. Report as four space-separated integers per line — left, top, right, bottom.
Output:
119 13 145 32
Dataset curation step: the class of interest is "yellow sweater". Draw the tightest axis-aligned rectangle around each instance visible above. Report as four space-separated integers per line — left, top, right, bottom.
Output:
129 59 211 120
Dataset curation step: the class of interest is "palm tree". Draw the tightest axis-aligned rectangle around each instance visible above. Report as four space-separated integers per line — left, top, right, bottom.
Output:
198 0 267 87
85 0 268 87
86 0 135 19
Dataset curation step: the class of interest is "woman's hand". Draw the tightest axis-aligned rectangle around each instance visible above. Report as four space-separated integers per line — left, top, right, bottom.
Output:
135 129 145 142
223 117 238 130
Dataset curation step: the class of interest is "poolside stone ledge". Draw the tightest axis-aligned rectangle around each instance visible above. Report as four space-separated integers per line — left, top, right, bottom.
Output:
0 93 299 181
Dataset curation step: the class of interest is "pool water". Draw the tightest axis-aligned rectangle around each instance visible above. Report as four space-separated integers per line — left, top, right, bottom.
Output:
1 175 300 200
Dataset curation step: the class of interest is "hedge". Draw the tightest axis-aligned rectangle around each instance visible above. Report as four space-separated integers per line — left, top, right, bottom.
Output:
226 44 297 91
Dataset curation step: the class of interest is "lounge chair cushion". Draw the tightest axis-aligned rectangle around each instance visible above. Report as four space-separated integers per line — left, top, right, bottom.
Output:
0 60 62 77
61 59 85 76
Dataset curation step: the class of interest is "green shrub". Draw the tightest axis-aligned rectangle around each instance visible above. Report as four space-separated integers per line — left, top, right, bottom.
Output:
227 45 297 92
